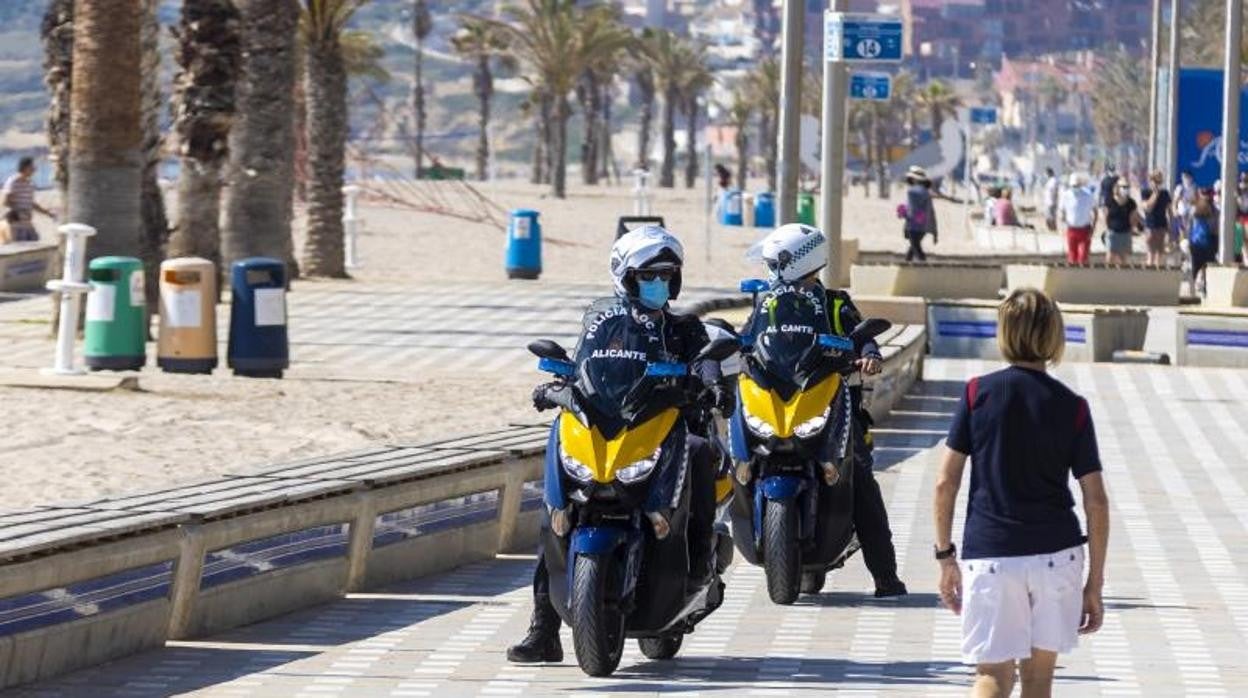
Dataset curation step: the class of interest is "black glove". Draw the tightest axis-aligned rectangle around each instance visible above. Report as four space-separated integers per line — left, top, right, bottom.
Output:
532 383 559 412
713 384 736 417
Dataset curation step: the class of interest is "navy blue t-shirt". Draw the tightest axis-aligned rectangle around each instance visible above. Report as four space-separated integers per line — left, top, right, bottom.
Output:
946 366 1102 559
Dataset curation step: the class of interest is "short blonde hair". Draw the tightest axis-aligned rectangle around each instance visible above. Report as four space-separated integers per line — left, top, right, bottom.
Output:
998 288 1065 365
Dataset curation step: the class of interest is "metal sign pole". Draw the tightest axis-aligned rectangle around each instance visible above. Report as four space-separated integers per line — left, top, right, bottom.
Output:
1166 0 1181 187
1148 0 1163 172
820 0 850 287
705 142 713 264
964 113 974 239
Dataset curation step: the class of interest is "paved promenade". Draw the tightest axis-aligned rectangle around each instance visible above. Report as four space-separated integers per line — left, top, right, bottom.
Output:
8 359 1248 697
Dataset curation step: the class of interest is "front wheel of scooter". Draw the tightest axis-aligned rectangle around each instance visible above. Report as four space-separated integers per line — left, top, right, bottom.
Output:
763 499 801 604
571 553 626 677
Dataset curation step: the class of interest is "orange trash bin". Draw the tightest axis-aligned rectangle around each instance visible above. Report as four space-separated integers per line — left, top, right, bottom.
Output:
157 257 218 374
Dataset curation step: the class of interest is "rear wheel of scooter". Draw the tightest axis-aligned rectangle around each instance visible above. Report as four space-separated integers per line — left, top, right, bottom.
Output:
764 499 801 604
800 570 827 595
638 634 683 660
571 553 625 677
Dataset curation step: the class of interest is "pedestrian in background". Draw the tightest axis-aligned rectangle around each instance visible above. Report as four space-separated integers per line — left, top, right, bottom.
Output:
1059 173 1097 265
1043 167 1060 232
1187 189 1219 295
1104 177 1143 265
933 288 1109 698
994 187 1021 227
902 166 938 262
1140 170 1172 268
1173 169 1197 243
2 157 53 242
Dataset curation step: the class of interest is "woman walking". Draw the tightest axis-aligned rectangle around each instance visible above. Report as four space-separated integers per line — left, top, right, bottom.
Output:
901 166 938 261
932 288 1110 698
1187 189 1220 296
1104 176 1143 265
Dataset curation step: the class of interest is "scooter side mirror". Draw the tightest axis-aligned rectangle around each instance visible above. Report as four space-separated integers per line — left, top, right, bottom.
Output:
528 339 570 362
740 279 769 294
703 317 737 334
850 318 892 344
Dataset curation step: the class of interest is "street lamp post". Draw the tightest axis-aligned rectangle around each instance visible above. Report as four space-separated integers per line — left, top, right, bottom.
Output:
1166 0 1181 187
1219 0 1242 265
777 0 805 225
1148 0 1164 172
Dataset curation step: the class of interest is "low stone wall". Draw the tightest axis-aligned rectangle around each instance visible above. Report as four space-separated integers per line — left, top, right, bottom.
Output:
928 299 1149 362
852 295 928 326
851 263 1004 300
1203 266 1248 307
0 242 56 293
1176 308 1248 367
1006 264 1182 306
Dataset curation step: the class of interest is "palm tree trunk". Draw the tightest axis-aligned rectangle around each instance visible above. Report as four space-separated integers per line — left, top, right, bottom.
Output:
541 92 553 185
301 36 349 278
660 85 676 188
637 72 654 170
553 95 569 198
762 113 777 192
41 0 73 203
530 103 544 184
873 108 888 199
683 95 698 189
578 77 597 185
412 6 426 177
475 54 491 182
734 127 747 190
223 0 299 272
599 81 613 183
172 161 224 263
139 0 167 308
68 0 142 261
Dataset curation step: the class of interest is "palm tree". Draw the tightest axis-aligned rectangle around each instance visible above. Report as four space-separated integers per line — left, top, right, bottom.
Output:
168 0 241 289
223 0 300 272
632 58 656 171
411 0 432 176
915 80 959 138
139 0 169 306
489 0 630 199
681 47 713 189
727 86 751 189
41 0 73 203
639 28 692 189
745 56 780 192
68 0 142 260
574 6 628 185
299 0 369 279
452 17 511 182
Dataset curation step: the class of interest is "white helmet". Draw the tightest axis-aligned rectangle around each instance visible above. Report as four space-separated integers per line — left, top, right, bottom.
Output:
758 223 829 283
609 225 685 300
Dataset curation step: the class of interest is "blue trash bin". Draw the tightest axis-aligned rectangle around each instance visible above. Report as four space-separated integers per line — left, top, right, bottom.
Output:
505 209 541 279
227 257 289 379
754 192 776 228
720 190 743 226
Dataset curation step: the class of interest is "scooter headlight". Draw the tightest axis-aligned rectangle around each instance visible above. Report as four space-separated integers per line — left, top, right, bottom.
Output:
616 447 662 483
743 406 777 438
793 408 831 439
559 443 594 483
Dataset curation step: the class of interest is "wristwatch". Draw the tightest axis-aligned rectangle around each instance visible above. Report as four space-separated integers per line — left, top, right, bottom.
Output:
934 543 957 560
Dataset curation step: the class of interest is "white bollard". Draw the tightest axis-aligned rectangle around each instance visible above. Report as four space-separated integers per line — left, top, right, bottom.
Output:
343 184 362 269
44 223 96 376
632 169 652 216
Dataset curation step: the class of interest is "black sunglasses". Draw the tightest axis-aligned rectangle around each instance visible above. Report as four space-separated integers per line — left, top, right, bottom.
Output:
634 269 675 282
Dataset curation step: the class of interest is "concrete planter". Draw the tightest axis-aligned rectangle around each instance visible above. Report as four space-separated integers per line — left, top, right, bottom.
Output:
1203 265 1248 307
851 263 1003 300
1176 308 1248 367
928 299 1149 362
1007 264 1182 306
0 242 57 292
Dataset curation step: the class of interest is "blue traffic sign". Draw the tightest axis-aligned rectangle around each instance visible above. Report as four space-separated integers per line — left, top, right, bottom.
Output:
970 107 998 125
849 72 892 101
825 12 904 63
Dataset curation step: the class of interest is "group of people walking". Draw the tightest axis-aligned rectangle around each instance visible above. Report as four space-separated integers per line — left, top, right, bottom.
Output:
509 218 1110 697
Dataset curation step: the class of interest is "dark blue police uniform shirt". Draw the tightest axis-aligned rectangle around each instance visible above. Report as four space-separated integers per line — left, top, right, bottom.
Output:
946 366 1102 559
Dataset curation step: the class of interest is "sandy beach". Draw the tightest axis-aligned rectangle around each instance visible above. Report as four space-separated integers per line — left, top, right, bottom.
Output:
0 179 989 512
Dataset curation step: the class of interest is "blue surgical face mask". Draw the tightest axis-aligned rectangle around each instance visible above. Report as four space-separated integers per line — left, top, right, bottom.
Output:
637 278 670 310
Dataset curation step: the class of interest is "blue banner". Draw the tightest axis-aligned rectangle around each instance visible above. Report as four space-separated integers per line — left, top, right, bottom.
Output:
1175 68 1248 187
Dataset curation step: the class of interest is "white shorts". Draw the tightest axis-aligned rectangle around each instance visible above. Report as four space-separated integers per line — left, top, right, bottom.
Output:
961 545 1085 664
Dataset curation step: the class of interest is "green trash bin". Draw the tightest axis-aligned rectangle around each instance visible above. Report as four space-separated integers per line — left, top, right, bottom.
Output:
84 256 146 371
797 192 816 226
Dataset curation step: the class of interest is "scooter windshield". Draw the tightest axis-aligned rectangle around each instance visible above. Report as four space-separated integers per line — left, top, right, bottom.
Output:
743 284 834 392
570 298 675 432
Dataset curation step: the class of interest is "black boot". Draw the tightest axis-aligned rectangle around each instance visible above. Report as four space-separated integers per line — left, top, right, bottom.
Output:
873 578 908 599
506 598 563 663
